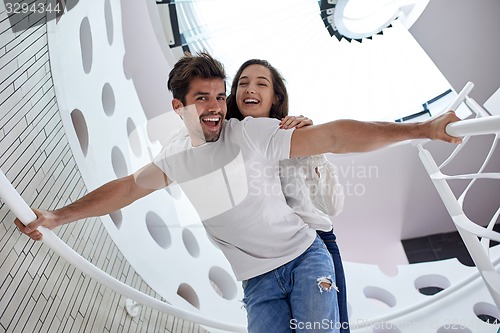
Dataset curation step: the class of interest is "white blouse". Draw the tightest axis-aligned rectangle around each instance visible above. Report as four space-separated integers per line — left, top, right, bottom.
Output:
279 154 345 231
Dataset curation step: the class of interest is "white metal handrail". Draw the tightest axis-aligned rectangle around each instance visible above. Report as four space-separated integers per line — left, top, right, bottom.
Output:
446 115 500 137
417 81 500 311
444 82 500 137
0 168 247 333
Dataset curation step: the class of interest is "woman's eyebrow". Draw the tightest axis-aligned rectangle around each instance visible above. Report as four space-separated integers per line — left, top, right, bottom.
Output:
239 75 271 83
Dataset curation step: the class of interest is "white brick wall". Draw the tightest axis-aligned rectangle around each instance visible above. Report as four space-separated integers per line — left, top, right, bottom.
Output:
0 5 208 333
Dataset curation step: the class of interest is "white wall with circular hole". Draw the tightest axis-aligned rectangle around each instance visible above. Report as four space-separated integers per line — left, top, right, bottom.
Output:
146 211 172 249
101 83 116 116
47 0 246 327
414 274 450 296
104 0 114 46
70 108 89 156
109 209 122 229
79 17 93 74
182 228 200 258
126 117 142 158
209 266 238 301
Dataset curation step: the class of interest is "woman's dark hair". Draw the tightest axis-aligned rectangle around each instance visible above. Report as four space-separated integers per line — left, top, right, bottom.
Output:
226 59 288 120
167 52 227 104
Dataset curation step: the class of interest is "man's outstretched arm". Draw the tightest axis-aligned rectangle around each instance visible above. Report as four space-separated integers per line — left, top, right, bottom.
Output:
15 163 169 241
290 111 461 157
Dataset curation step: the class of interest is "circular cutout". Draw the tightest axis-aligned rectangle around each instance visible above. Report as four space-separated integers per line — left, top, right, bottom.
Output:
104 0 114 45
209 266 237 300
145 211 171 249
70 109 89 156
109 210 122 229
79 17 93 74
418 286 444 296
127 118 142 157
182 228 200 258
65 0 78 11
111 146 128 178
363 286 396 308
414 274 450 296
177 283 200 309
473 302 500 324
102 83 115 116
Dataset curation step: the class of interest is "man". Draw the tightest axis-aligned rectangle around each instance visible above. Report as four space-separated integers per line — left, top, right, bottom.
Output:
16 52 461 333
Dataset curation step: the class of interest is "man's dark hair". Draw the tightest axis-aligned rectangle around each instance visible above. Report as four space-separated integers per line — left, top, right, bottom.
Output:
167 52 227 104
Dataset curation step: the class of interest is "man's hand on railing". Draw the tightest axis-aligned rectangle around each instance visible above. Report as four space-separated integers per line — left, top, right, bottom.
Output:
424 110 463 144
14 208 55 241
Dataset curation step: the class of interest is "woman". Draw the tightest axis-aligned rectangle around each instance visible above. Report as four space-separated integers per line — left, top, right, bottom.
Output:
226 59 350 332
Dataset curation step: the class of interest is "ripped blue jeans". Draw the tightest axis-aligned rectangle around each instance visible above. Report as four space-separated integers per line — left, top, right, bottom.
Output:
242 235 340 333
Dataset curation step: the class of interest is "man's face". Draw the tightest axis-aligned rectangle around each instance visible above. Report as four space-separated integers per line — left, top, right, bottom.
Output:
173 77 227 143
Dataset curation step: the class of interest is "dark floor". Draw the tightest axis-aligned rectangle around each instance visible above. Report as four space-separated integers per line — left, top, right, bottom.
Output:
402 223 500 315
402 223 500 266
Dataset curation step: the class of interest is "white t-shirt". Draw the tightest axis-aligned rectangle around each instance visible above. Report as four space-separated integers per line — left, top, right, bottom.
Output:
153 117 316 280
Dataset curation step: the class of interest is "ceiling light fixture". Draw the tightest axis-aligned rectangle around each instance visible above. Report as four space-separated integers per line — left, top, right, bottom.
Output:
319 0 429 42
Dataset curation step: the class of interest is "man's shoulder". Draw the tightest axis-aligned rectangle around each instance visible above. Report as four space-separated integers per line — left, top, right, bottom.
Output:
156 127 190 157
242 117 280 125
223 118 282 144
225 117 280 131
164 127 189 145
225 117 280 125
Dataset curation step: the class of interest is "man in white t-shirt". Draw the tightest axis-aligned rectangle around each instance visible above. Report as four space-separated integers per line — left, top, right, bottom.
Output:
17 52 462 333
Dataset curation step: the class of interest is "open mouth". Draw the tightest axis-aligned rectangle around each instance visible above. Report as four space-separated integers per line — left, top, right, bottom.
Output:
244 98 260 105
201 116 221 128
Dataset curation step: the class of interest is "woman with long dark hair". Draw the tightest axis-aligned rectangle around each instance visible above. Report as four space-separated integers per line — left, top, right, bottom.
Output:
227 59 349 332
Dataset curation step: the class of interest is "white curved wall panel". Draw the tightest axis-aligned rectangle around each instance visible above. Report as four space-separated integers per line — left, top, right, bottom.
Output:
46 0 246 327
0 3 204 331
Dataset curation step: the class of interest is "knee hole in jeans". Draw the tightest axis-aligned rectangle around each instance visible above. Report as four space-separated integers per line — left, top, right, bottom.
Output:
317 275 339 293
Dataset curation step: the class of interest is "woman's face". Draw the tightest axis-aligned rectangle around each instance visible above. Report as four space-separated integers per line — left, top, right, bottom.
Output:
236 64 278 118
